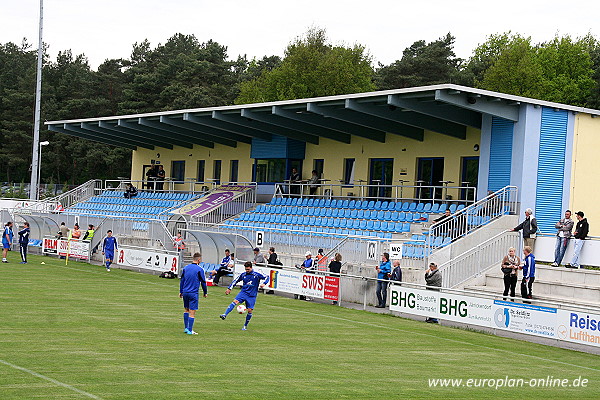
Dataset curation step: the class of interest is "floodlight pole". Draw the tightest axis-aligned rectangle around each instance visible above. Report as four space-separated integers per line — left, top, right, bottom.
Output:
30 0 44 201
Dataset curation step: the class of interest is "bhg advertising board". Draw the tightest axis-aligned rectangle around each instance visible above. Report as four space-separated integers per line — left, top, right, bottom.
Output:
234 264 339 301
115 246 180 275
389 285 558 341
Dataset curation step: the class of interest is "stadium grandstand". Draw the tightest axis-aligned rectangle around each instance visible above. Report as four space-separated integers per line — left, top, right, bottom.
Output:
2 83 596 352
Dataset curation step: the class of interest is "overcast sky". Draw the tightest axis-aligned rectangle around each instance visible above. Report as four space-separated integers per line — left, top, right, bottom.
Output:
1 0 599 69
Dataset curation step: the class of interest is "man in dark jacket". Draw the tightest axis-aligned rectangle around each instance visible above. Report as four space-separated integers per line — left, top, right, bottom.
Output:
567 211 589 269
390 260 402 282
511 208 538 251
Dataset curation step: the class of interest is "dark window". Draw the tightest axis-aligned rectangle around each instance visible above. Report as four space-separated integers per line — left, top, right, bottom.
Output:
254 159 286 183
197 160 205 182
213 160 222 184
416 157 444 200
171 161 185 182
313 159 324 177
343 158 355 186
230 160 239 182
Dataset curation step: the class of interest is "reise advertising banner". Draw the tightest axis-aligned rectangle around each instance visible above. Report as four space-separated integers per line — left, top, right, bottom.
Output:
175 185 252 216
233 264 339 301
114 246 180 275
42 238 90 260
387 285 592 346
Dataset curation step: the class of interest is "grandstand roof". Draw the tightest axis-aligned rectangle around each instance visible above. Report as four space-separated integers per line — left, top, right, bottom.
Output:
45 84 600 150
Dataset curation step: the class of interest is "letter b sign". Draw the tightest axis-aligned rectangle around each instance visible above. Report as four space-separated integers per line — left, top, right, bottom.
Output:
255 231 264 248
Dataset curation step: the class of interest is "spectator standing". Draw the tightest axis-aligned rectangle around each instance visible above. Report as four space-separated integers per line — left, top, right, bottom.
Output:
390 260 402 282
124 183 138 199
551 210 574 267
316 248 328 271
289 168 301 196
179 252 208 335
328 253 342 305
156 165 166 191
500 247 520 299
71 224 82 240
308 170 320 196
2 222 13 263
18 222 30 264
173 232 185 253
567 211 589 269
58 222 69 239
375 253 391 308
82 224 95 241
146 166 157 191
252 247 266 265
425 263 442 323
267 247 280 267
520 246 536 299
511 208 538 251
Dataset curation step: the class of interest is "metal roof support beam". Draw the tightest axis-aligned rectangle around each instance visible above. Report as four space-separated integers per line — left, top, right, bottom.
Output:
387 94 482 129
79 123 154 149
212 111 319 145
117 120 193 149
183 114 272 141
272 106 386 143
346 99 466 139
162 116 250 144
435 89 519 121
50 125 137 150
241 109 350 144
307 103 424 142
97 121 174 149
138 118 214 148
159 116 238 147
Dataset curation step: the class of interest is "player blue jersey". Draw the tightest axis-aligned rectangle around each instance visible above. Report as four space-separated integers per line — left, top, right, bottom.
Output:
3 226 13 242
220 255 231 268
228 271 269 297
103 236 118 252
18 227 30 245
179 263 208 295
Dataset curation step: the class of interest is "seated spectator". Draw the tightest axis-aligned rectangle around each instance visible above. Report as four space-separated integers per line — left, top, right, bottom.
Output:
500 247 520 300
124 183 138 199
390 260 402 282
253 247 266 265
295 251 316 300
433 209 452 224
211 249 232 285
267 247 281 267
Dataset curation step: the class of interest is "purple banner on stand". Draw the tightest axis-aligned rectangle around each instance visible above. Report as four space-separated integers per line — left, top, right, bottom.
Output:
178 185 252 216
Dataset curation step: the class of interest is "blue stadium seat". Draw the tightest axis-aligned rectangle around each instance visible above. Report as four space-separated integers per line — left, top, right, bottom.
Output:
401 202 410 211
438 204 447 213
367 201 375 209
423 203 432 213
430 203 439 213
416 203 425 212
374 201 382 210
402 223 411 232
449 204 457 213
372 220 381 230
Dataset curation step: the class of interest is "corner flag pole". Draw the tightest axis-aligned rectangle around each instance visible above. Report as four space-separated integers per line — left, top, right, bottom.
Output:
65 231 71 265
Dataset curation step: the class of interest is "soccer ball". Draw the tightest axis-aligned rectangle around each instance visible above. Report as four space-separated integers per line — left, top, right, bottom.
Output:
236 304 247 314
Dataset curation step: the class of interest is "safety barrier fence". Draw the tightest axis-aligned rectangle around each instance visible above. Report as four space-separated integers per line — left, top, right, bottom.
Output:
427 185 518 253
436 230 522 288
275 182 477 205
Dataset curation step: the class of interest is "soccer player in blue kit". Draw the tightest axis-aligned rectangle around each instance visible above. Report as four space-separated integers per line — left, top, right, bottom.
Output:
102 230 118 271
179 252 208 335
220 261 269 331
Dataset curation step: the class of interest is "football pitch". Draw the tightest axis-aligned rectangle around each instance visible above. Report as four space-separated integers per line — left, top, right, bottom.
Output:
1 255 599 399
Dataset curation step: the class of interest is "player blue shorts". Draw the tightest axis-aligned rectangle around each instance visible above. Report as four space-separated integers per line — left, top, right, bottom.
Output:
235 293 257 309
104 250 114 260
182 292 199 311
2 240 10 249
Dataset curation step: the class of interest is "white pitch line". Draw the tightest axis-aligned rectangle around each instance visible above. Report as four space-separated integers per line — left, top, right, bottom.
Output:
0 359 102 399
49 263 600 372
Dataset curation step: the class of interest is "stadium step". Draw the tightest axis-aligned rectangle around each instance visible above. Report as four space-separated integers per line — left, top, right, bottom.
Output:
468 265 600 305
464 284 600 308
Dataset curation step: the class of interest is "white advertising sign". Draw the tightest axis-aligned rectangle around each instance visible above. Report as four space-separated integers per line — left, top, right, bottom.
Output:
115 246 180 275
556 310 600 348
233 264 340 301
42 238 90 260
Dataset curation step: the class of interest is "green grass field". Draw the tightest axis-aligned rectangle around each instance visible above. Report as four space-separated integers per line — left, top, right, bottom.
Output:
1 254 599 399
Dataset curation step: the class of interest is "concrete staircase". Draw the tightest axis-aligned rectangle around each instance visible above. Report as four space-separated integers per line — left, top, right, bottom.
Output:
465 265 600 307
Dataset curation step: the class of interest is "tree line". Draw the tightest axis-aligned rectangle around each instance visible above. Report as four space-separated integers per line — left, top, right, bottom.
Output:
1 28 599 188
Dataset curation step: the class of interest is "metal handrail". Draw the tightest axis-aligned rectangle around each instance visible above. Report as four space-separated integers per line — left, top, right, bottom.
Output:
427 185 518 253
